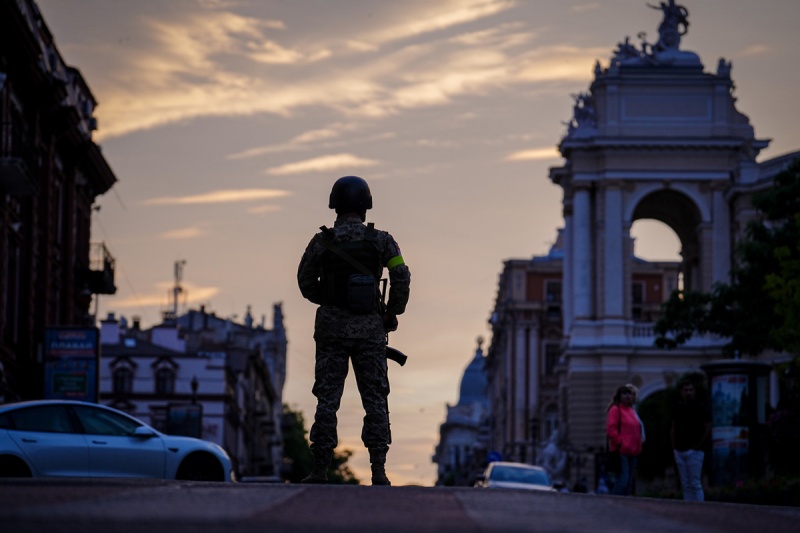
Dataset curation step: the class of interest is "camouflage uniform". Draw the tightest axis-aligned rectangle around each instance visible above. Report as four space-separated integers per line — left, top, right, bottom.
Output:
297 213 411 468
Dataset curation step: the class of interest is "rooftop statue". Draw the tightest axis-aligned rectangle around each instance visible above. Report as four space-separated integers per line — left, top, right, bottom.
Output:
565 92 598 138
648 0 690 52
609 0 701 69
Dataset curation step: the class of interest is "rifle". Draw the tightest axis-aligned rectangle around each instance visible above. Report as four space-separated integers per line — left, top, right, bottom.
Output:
386 345 408 366
381 278 408 366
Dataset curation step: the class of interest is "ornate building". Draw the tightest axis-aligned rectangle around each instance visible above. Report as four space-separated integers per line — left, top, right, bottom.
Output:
486 0 798 490
99 303 287 479
0 0 117 402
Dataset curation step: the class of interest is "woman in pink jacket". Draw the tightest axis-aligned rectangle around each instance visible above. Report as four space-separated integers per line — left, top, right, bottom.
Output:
606 384 643 495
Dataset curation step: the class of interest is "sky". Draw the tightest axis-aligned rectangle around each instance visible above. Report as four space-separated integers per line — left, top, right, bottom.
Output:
36 0 800 486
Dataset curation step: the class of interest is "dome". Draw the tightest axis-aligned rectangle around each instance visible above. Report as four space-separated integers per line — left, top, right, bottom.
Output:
458 341 488 406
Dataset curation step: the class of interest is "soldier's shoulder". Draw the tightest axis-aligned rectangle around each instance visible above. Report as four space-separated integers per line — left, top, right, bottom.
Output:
371 226 398 246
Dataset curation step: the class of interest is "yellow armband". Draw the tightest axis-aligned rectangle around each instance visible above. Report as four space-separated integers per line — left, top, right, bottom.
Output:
387 255 405 269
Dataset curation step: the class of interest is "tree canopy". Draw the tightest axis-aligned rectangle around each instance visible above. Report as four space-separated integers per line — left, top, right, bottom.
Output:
654 159 800 358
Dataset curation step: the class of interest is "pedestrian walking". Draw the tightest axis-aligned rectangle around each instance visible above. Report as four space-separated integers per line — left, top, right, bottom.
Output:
297 175 411 486
671 380 711 500
606 384 644 496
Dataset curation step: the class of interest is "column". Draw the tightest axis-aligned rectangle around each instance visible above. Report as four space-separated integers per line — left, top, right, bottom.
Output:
712 188 731 284
572 187 592 318
562 211 574 333
603 184 624 318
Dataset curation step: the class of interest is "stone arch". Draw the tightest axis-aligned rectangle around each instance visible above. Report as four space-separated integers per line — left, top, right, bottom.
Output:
636 378 668 403
630 188 704 291
625 183 710 224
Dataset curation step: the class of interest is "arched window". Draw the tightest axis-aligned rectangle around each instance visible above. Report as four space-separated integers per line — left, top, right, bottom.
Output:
155 367 175 395
113 367 133 396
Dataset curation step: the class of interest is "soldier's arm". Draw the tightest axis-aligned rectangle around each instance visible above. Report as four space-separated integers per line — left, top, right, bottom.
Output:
383 234 410 316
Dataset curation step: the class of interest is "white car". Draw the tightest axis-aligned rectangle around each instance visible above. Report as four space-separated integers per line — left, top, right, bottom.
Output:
474 461 556 491
0 400 234 481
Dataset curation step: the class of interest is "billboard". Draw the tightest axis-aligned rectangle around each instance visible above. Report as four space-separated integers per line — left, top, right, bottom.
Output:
44 327 100 402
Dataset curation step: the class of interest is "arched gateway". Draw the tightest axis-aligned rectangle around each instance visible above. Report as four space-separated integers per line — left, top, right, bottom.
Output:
548 1 787 482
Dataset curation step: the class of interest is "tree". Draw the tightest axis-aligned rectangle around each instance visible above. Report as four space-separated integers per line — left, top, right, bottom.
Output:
654 160 800 477
281 404 360 484
654 160 800 358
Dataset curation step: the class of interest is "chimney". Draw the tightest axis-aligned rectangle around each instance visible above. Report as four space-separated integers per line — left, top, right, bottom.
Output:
100 312 121 345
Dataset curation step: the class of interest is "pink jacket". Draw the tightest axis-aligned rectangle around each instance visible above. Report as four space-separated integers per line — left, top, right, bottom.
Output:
606 404 643 456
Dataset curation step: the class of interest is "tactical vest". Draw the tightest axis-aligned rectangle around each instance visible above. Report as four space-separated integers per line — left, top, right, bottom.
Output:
318 225 382 312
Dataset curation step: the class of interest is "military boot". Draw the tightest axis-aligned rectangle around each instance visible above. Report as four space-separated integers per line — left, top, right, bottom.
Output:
369 448 391 486
301 448 332 484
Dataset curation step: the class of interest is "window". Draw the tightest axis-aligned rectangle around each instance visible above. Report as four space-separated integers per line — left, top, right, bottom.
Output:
72 405 141 436
545 280 562 319
543 343 560 377
155 368 175 395
113 367 133 396
9 405 75 433
4 237 21 343
632 281 644 320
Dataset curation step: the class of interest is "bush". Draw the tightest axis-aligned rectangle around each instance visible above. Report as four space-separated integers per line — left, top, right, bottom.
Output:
704 477 800 507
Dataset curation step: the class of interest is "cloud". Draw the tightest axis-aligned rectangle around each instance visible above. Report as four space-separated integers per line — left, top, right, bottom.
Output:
366 0 517 44
571 3 601 13
739 44 770 57
145 189 291 205
159 226 209 240
247 40 308 64
110 283 220 308
506 147 560 161
88 3 601 141
227 124 352 160
265 154 380 175
516 46 608 82
247 205 282 215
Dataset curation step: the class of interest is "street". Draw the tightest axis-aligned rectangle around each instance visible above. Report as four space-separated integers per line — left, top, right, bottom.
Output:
2 479 799 533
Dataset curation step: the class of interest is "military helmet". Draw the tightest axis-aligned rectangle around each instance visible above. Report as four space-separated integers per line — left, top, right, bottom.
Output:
328 175 372 211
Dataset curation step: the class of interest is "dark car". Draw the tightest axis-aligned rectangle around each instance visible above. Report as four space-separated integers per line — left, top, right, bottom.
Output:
475 461 555 491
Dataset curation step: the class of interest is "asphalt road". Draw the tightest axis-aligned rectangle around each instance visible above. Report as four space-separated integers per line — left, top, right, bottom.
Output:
2 479 799 533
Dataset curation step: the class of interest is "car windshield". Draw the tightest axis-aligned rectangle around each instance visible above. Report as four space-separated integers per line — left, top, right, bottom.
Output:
490 466 550 486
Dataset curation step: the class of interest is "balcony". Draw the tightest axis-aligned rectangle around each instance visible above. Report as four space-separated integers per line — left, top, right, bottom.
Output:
88 242 116 295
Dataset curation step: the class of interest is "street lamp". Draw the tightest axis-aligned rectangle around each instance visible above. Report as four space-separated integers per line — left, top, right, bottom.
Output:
191 375 198 404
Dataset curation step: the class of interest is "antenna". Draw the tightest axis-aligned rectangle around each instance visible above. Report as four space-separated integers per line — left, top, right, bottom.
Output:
163 259 187 322
173 259 186 317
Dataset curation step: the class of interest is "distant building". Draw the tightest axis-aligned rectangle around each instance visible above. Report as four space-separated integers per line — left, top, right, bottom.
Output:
432 339 491 486
99 304 287 479
0 0 117 402
485 234 679 466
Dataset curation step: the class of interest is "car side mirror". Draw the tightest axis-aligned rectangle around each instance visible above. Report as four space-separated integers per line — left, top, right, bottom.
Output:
133 426 157 438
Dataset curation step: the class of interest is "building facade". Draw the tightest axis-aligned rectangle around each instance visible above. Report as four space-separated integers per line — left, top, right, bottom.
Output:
485 1 798 490
99 304 287 479
0 0 117 403
486 233 679 469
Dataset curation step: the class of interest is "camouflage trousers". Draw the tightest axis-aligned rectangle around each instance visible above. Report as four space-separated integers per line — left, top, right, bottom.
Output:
309 336 391 452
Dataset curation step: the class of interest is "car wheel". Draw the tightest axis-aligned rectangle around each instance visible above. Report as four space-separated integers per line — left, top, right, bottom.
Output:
176 453 224 481
0 455 33 477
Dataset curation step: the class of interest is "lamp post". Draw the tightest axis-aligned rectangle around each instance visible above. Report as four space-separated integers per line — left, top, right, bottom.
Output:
191 375 198 404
